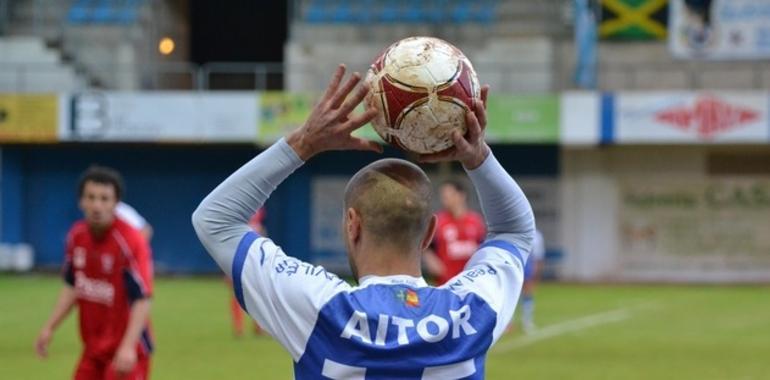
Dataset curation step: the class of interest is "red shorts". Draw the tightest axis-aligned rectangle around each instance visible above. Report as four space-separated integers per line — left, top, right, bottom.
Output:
74 354 151 380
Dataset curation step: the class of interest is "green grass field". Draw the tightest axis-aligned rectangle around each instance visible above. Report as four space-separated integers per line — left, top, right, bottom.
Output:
2 274 769 379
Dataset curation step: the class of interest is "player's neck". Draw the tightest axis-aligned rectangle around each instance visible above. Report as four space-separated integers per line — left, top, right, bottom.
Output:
88 220 114 239
353 240 422 279
449 205 467 218
355 259 422 279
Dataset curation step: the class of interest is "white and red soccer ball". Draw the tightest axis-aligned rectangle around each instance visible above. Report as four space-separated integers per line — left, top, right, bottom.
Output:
365 37 480 154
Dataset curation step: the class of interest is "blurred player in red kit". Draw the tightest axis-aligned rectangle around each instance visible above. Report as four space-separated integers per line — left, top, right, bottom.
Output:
35 166 154 380
424 180 486 285
226 208 266 337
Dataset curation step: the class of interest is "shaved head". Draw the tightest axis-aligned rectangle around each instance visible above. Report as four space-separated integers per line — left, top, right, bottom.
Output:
344 158 433 250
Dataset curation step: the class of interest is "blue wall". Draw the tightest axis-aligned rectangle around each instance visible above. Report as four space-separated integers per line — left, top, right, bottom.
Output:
1 143 558 273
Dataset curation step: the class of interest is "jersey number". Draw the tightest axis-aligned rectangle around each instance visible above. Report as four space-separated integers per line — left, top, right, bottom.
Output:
321 358 476 379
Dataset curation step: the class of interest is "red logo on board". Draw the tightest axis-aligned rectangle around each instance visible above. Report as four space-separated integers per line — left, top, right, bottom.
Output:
655 96 759 139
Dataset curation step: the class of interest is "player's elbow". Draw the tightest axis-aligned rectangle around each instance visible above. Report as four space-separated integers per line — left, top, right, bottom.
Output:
516 209 537 249
491 206 535 236
520 209 537 251
512 200 536 245
488 209 536 254
191 202 211 240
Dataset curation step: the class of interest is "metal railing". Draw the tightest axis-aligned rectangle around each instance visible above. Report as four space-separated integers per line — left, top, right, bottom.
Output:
0 61 551 92
0 0 8 35
1 60 768 93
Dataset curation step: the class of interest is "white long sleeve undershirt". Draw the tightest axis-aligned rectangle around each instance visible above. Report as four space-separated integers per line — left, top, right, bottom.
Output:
192 138 535 276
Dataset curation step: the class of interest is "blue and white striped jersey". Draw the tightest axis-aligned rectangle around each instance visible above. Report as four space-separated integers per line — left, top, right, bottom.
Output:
232 231 526 380
193 138 535 379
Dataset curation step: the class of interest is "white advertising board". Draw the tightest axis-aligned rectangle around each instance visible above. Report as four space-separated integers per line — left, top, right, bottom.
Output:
614 92 769 143
64 92 258 142
560 91 601 146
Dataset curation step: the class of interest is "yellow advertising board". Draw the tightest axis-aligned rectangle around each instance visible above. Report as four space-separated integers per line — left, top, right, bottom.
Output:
0 94 59 143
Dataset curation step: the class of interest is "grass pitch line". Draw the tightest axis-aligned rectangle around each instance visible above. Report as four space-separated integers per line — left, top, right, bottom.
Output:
493 308 632 353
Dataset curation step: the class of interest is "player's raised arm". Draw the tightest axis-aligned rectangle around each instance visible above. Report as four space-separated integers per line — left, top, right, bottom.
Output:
421 86 535 257
192 65 380 274
422 86 535 340
192 65 380 358
191 138 304 275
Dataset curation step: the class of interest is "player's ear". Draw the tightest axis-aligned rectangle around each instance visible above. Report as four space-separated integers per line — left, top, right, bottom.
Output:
346 208 361 244
420 214 438 251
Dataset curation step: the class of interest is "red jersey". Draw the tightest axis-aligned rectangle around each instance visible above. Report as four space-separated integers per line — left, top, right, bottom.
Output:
63 218 154 361
432 210 486 285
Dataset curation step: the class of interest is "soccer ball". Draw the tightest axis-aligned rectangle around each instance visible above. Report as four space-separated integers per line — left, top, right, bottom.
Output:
364 36 480 154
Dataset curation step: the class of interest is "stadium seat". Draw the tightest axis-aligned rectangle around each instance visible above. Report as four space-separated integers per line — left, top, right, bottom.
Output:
355 0 375 23
67 0 92 24
450 1 472 23
307 0 344 23
92 0 116 24
331 0 355 23
472 0 497 24
401 2 424 24
114 0 141 24
424 0 447 24
301 0 496 24
67 0 143 25
305 3 328 23
378 0 399 23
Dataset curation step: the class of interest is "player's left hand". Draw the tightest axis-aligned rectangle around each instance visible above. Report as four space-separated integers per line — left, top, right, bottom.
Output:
286 64 382 161
34 327 53 358
419 85 490 170
112 344 137 375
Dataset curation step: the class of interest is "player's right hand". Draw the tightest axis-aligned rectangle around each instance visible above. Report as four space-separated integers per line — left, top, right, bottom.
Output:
35 327 52 358
419 85 491 170
286 64 382 161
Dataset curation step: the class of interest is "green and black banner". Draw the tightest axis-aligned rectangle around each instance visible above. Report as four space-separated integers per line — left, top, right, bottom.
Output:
600 0 668 40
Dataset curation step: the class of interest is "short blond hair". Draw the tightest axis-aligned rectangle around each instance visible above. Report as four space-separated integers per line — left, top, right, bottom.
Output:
344 159 432 249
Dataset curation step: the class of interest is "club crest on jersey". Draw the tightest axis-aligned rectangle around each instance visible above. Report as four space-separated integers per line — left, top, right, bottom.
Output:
74 247 86 269
396 288 419 307
101 255 114 273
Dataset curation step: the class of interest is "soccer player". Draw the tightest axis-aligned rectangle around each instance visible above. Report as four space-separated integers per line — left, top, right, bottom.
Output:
520 229 545 333
115 201 154 242
192 65 534 378
423 180 486 285
35 166 154 380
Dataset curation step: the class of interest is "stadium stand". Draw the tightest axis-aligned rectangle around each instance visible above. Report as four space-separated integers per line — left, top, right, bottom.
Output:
286 0 566 93
0 0 768 92
0 0 166 90
287 0 769 93
0 36 82 92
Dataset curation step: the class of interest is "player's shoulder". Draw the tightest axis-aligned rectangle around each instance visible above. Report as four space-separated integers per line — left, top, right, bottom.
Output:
432 212 450 234
68 220 90 238
113 218 136 234
436 210 453 224
112 218 146 244
466 211 484 224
